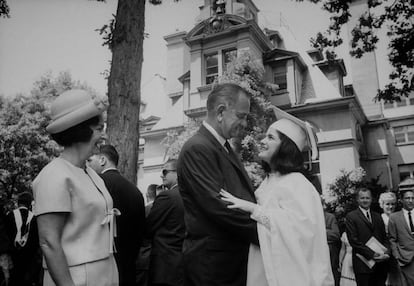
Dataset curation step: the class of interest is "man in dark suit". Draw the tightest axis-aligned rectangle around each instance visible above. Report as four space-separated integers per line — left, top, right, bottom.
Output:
346 187 390 286
388 189 414 286
177 83 258 286
324 210 341 286
135 184 158 286
87 145 145 286
146 159 185 286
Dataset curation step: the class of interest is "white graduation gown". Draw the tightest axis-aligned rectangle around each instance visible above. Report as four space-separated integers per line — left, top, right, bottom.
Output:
247 172 334 286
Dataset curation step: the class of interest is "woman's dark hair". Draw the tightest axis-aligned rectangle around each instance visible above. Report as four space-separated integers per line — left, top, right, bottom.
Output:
261 130 305 175
51 116 101 147
17 191 33 207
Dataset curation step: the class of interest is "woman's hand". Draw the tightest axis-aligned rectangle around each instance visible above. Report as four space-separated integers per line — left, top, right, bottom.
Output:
220 189 256 214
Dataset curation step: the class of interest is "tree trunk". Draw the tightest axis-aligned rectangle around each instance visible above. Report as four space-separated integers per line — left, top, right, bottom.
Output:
107 0 145 184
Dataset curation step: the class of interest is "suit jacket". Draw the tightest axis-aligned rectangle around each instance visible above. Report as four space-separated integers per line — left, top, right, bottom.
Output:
388 210 414 266
325 211 340 245
177 125 258 286
345 208 389 274
324 211 340 284
100 169 145 286
146 185 185 286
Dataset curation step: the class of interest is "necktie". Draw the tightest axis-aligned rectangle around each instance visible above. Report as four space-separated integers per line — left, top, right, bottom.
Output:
224 141 239 163
408 211 414 233
366 211 371 223
224 140 232 153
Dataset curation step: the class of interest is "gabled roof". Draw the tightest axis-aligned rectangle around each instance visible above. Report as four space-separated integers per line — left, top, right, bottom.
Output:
178 70 190 83
275 27 343 104
315 59 347 77
264 48 299 59
151 96 185 131
263 48 306 69
141 115 161 124
184 14 272 51
186 14 248 39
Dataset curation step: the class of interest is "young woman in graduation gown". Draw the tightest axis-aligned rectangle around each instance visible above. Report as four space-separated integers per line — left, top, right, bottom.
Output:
220 106 334 286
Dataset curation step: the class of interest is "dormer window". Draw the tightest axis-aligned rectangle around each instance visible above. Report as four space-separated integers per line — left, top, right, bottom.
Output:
204 48 237 85
223 48 237 73
273 62 287 91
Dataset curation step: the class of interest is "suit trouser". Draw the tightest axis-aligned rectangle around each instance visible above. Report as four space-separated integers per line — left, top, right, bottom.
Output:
355 263 387 286
401 260 414 286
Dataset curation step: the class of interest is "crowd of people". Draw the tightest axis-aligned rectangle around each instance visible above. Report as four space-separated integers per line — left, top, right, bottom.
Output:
0 84 413 286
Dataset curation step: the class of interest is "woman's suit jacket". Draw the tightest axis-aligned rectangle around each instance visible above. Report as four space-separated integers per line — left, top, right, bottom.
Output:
177 125 258 286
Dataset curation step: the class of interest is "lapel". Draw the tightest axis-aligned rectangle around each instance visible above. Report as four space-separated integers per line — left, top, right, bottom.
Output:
85 167 113 210
198 126 254 195
357 208 374 230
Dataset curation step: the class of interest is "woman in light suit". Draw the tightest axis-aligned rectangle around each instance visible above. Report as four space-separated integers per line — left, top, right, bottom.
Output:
33 89 118 286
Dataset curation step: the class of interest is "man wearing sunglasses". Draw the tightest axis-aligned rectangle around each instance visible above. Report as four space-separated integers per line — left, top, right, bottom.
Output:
146 159 185 286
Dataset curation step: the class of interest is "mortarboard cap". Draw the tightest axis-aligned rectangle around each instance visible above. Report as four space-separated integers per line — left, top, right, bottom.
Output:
269 105 318 160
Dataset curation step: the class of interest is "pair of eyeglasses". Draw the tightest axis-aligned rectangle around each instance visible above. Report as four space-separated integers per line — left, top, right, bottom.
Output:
161 169 176 177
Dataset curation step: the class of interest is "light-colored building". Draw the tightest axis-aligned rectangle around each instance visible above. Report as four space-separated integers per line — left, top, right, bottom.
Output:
138 0 414 194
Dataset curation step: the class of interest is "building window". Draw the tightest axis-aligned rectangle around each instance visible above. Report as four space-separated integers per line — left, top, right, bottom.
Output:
383 94 414 109
399 164 414 181
204 48 237 85
272 62 287 91
222 48 237 73
397 100 407 107
205 53 218 85
393 125 414 144
384 102 394 109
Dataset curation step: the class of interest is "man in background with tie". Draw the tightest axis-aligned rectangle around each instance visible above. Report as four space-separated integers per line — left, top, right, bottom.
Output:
388 189 414 286
346 187 390 286
87 145 146 286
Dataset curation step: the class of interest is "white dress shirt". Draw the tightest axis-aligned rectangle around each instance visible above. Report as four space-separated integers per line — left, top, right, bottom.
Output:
402 208 414 232
359 206 372 223
202 121 228 151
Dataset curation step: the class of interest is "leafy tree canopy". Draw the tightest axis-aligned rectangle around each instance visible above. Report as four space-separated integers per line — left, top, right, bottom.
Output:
305 0 413 102
0 71 92 211
323 167 389 231
0 0 9 18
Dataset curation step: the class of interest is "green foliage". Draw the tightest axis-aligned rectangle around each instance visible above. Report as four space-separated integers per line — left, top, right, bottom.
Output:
220 52 277 176
0 71 91 211
0 94 58 211
305 0 413 102
324 167 388 230
0 0 9 18
163 119 201 160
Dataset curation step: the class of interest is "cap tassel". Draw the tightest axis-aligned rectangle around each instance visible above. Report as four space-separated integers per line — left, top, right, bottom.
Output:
305 122 318 161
